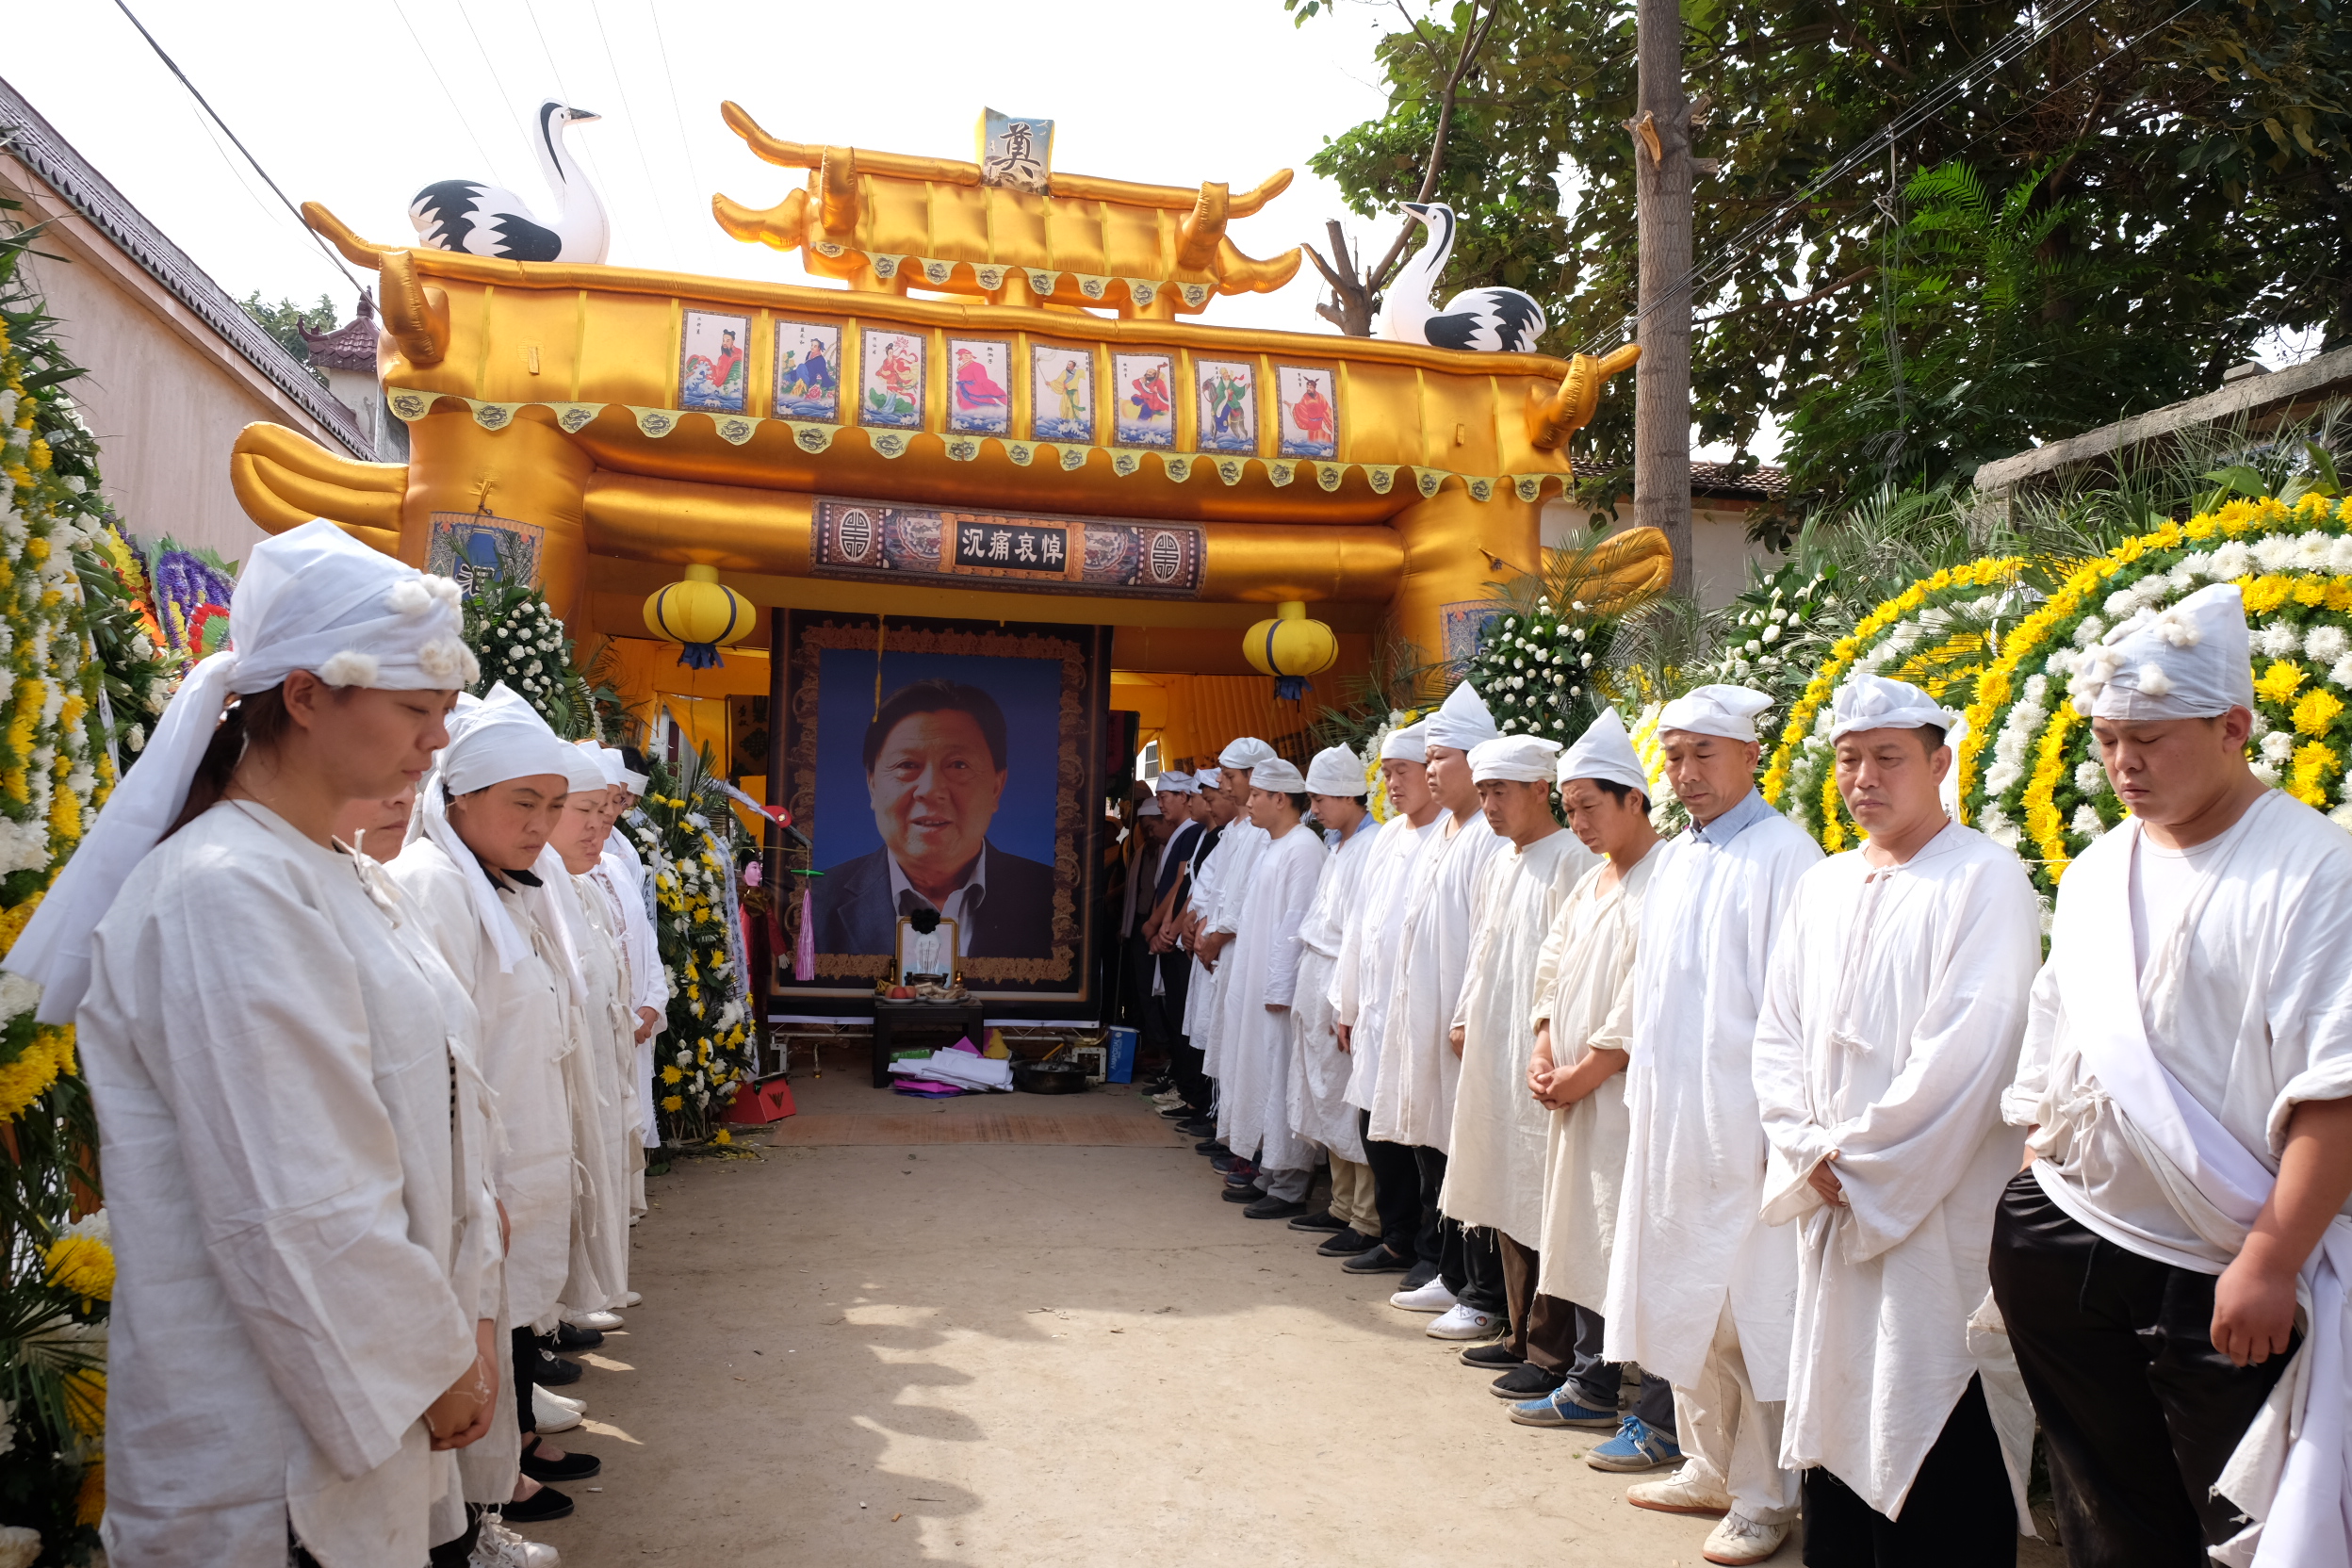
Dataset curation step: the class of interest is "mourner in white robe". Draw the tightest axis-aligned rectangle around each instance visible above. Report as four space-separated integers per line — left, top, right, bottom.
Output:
1995 584 2352 1566
16 521 501 1567
1197 738 1278 1087
1604 684 1820 1530
1287 747 1380 1216
1334 723 1436 1118
1753 676 2044 1544
1211 759 1327 1199
601 756 667 1159
552 754 637 1318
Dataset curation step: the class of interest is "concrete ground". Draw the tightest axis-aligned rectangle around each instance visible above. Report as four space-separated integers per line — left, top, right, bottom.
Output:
533 1042 2062 1567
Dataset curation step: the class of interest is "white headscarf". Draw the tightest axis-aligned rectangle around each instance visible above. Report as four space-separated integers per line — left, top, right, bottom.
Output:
1426 682 1500 752
411 683 585 974
8 519 476 1022
1468 734 1563 783
1658 683 1773 743
1559 708 1649 795
1380 720 1431 762
1155 772 1200 795
2070 581 2255 721
1193 768 1222 792
1827 674 1958 742
579 740 627 789
1305 743 1368 796
1218 736 1280 769
1251 757 1307 793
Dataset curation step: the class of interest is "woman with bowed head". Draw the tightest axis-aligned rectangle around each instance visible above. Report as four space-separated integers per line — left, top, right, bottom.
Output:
6 519 504 1567
390 682 592 1535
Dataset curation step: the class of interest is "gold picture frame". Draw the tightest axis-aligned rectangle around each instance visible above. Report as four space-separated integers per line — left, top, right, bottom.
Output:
894 915 962 985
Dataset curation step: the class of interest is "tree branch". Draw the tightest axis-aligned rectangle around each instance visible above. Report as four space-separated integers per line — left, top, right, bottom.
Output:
1691 267 1872 325
1363 0 1508 298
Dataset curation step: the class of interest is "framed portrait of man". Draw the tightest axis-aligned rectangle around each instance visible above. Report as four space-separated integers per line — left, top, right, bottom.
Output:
772 611 1111 1014
894 915 960 983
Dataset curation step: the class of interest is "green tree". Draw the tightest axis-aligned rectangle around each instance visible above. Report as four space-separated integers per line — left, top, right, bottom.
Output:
1298 0 2352 499
237 291 336 388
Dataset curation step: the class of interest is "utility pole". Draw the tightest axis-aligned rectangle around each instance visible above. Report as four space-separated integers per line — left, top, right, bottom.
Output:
1633 0 1694 596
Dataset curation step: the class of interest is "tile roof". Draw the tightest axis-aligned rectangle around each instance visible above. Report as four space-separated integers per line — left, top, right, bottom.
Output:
1564 457 1788 502
0 74 368 457
300 296 379 372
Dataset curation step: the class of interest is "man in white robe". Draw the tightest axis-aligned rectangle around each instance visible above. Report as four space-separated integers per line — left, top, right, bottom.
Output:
1505 709 1679 1469
1993 582 2352 1566
1334 722 1445 1275
551 755 639 1330
1374 682 1510 1322
1286 744 1382 1250
1142 773 1209 1120
1442 734 1595 1364
601 757 668 1180
1197 738 1277 1106
1603 683 1821 1563
1210 757 1327 1215
1169 768 1238 1150
1753 675 2043 1564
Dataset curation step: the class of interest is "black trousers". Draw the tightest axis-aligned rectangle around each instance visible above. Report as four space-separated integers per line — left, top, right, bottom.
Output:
511 1324 540 1439
1801 1376 2014 1567
1154 954 1210 1112
1362 1110 1421 1257
1413 1144 1505 1310
1988 1171 2292 1567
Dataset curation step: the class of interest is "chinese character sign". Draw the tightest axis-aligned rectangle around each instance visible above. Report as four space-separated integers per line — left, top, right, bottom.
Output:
953 519 1070 576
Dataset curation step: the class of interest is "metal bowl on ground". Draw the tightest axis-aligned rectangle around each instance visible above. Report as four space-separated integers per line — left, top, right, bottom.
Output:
1011 1058 1090 1095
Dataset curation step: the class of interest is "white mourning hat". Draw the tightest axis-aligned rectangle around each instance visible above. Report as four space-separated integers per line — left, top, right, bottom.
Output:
1559 708 1650 794
1218 736 1280 768
1827 674 1959 743
2070 582 2255 721
1251 757 1306 792
1658 683 1773 743
1380 720 1430 761
1154 771 1200 794
1426 681 1500 751
1305 743 1368 795
1468 734 1563 782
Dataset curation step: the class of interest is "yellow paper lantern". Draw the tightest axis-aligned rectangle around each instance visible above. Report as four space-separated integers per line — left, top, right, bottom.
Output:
1244 600 1337 700
644 564 754 668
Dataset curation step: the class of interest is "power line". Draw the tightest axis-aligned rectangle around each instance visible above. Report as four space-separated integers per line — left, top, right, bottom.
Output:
587 0 677 269
646 0 711 254
520 0 619 214
107 0 368 297
1580 0 2107 353
388 0 504 179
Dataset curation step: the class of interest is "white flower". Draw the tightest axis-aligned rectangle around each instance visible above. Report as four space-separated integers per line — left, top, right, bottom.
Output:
2210 542 2255 580
2295 532 2333 570
2254 534 2301 572
2333 654 2352 690
2103 588 2140 616
2332 802 2352 834
2253 759 2281 786
2331 537 2352 577
2044 648 2078 678
2306 626 2349 664
125 722 145 752
2070 804 2105 839
1761 623 1781 644
2256 624 2302 659
2072 617 2106 648
0 972 41 1024
2073 760 2108 795
2262 731 2298 763
0 1522 35 1567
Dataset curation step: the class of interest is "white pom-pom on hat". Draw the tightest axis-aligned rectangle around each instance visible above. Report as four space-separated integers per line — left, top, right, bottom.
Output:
318 650 382 687
2136 663 2173 697
384 580 433 617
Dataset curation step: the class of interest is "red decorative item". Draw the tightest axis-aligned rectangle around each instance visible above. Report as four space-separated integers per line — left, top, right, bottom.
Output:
725 1075 797 1124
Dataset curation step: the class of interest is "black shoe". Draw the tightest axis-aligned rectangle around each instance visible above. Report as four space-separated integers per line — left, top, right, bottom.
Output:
1245 1196 1309 1220
1144 1077 1174 1094
1184 1125 1220 1143
552 1321 603 1351
532 1349 584 1386
1286 1208 1348 1233
520 1439 602 1482
1220 1184 1266 1203
1491 1364 1568 1399
1341 1244 1412 1274
1459 1342 1523 1369
502 1486 575 1524
1316 1228 1382 1257
1398 1262 1439 1291
1210 1153 1255 1175
1224 1171 1260 1190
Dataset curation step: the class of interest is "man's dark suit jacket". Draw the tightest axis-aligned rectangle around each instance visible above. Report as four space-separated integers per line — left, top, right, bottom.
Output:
810 840 1058 959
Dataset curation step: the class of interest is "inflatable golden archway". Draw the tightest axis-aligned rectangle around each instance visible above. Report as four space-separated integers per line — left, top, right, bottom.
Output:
229 106 1661 677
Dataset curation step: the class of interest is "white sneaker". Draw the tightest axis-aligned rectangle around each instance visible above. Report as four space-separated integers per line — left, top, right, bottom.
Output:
1625 1462 1734 1518
1388 1278 1458 1313
563 1309 623 1331
1701 1512 1790 1565
471 1517 561 1567
537 1388 586 1414
1424 1302 1502 1340
621 1290 643 1306
531 1388 582 1432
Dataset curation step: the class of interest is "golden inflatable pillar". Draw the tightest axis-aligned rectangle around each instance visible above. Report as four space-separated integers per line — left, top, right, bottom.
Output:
1392 490 1543 661
400 411 594 630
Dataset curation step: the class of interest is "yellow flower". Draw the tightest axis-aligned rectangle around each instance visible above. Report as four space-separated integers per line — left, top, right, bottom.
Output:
2254 661 2308 706
661 1093 683 1113
661 1065 682 1085
2290 742 2339 808
2242 576 2293 615
43 1233 113 1303
712 1128 732 1146
2295 688 2346 739
75 1456 105 1527
0 1025 75 1121
62 1366 104 1437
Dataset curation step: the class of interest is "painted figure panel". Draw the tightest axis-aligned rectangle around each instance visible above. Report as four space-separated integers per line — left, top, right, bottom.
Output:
1032 346 1094 444
774 319 842 423
1112 352 1176 449
1276 365 1339 459
859 328 927 430
679 309 750 413
1196 359 1257 454
948 338 1013 435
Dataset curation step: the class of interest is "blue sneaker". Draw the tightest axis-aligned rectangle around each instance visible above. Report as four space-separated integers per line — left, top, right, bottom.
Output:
1507 1387 1620 1429
1585 1414 1682 1472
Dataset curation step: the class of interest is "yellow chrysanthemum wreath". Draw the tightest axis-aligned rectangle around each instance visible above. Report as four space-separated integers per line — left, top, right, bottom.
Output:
1760 558 2027 852
1958 494 2352 896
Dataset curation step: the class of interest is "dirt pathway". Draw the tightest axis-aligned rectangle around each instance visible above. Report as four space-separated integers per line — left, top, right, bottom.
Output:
532 1048 2061 1567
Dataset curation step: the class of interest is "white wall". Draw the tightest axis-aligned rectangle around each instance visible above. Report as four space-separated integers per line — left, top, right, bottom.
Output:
1541 498 1779 609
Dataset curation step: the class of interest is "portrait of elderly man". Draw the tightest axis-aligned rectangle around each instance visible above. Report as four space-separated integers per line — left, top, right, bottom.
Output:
811 677 1058 957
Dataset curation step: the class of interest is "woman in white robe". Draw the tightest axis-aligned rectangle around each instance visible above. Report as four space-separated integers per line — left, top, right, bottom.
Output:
551 757 636 1320
1210 762 1326 1198
14 521 503 1568
1286 748 1380 1184
392 683 589 1525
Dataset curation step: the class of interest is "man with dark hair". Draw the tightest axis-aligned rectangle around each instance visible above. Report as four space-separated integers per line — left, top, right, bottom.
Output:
811 678 1056 958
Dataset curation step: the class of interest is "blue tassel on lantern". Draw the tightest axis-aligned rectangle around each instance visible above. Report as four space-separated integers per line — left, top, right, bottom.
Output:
678 641 723 670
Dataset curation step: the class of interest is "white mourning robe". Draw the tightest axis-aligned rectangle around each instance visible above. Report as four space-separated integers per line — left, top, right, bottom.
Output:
1288 817 1380 1160
2006 791 2352 1563
1191 821 1267 1078
1177 825 1233 1042
81 804 497 1568
1532 849 1658 1309
1754 823 2042 1525
1370 810 1507 1152
602 837 667 1153
1335 813 1439 1113
1442 829 1595 1245
393 839 577 1331
1213 825 1327 1166
1603 795 1821 1396
558 871 637 1312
